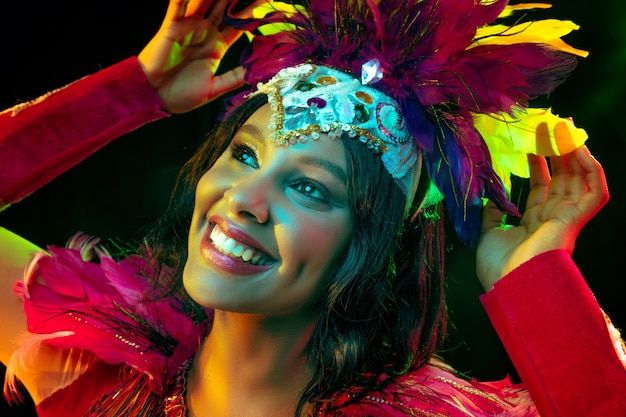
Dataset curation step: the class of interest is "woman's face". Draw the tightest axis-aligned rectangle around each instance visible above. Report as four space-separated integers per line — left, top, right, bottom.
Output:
184 104 353 316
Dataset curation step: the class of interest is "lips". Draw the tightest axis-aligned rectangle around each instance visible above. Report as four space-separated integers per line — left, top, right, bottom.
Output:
199 217 277 275
210 226 273 266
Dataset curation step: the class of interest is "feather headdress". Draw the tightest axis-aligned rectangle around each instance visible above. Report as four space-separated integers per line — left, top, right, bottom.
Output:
224 0 588 245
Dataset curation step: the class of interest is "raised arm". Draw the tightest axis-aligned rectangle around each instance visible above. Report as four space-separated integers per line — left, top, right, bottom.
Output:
476 147 626 416
0 0 247 372
0 0 247 208
477 145 609 289
138 0 247 114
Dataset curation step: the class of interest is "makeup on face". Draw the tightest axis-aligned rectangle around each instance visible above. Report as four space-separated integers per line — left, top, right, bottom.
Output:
183 104 353 316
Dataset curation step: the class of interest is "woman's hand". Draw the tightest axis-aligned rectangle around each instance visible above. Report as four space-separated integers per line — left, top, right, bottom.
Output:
138 0 247 113
476 146 609 291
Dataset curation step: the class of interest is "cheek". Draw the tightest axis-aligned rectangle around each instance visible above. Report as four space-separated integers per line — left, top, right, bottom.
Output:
192 164 231 214
276 213 352 273
189 174 213 235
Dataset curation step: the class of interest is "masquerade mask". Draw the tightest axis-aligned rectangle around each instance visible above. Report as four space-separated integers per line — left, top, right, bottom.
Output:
252 62 419 198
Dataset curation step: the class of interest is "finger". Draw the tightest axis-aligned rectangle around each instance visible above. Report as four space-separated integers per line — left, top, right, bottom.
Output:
575 146 610 209
199 0 230 21
217 23 245 46
209 66 246 99
563 148 587 197
528 153 550 188
549 152 570 177
165 0 192 22
525 154 550 208
546 153 569 198
186 0 218 18
481 201 505 234
567 147 585 176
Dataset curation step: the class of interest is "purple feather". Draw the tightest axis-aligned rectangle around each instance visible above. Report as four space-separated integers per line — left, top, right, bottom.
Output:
425 114 519 245
223 0 580 245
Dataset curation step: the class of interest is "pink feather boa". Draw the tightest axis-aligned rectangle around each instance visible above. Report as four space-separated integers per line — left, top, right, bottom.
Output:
5 234 209 401
5 234 537 415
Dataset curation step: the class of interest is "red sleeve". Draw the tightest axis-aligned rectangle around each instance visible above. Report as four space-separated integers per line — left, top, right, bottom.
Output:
481 249 626 416
0 57 169 206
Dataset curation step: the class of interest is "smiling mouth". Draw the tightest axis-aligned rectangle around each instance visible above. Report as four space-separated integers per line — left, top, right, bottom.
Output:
210 226 274 266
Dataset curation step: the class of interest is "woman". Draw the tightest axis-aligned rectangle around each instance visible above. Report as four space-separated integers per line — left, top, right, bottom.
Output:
1 0 625 416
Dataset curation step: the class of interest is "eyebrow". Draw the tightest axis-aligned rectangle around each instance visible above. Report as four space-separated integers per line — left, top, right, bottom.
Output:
296 155 348 184
236 124 266 144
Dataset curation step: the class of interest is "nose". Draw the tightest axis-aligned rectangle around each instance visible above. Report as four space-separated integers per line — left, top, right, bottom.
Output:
223 174 271 224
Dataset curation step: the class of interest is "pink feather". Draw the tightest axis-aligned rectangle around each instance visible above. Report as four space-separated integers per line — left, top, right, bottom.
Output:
12 234 211 395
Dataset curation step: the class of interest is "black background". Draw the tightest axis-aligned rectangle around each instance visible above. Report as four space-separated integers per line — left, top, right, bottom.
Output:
1 1 625 415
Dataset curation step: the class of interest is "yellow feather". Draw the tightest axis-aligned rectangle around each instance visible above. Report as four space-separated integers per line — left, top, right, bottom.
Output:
474 109 588 191
250 2 303 37
472 19 588 57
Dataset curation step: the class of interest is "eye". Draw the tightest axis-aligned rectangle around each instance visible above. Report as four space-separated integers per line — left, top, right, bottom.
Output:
291 179 329 202
231 144 259 168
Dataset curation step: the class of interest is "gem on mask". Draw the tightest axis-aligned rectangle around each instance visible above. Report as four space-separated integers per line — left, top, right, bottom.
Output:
295 81 317 91
285 105 307 114
354 104 370 122
317 76 337 85
285 114 303 130
361 59 384 85
376 102 407 144
356 91 374 104
307 97 327 108
336 100 355 124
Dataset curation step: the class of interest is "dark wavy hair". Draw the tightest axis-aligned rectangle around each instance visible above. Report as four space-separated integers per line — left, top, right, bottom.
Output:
143 94 447 416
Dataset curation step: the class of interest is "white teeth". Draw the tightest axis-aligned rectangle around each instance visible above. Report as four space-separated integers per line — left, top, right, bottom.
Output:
209 225 270 266
209 226 223 244
222 238 236 254
242 249 254 262
232 246 244 257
